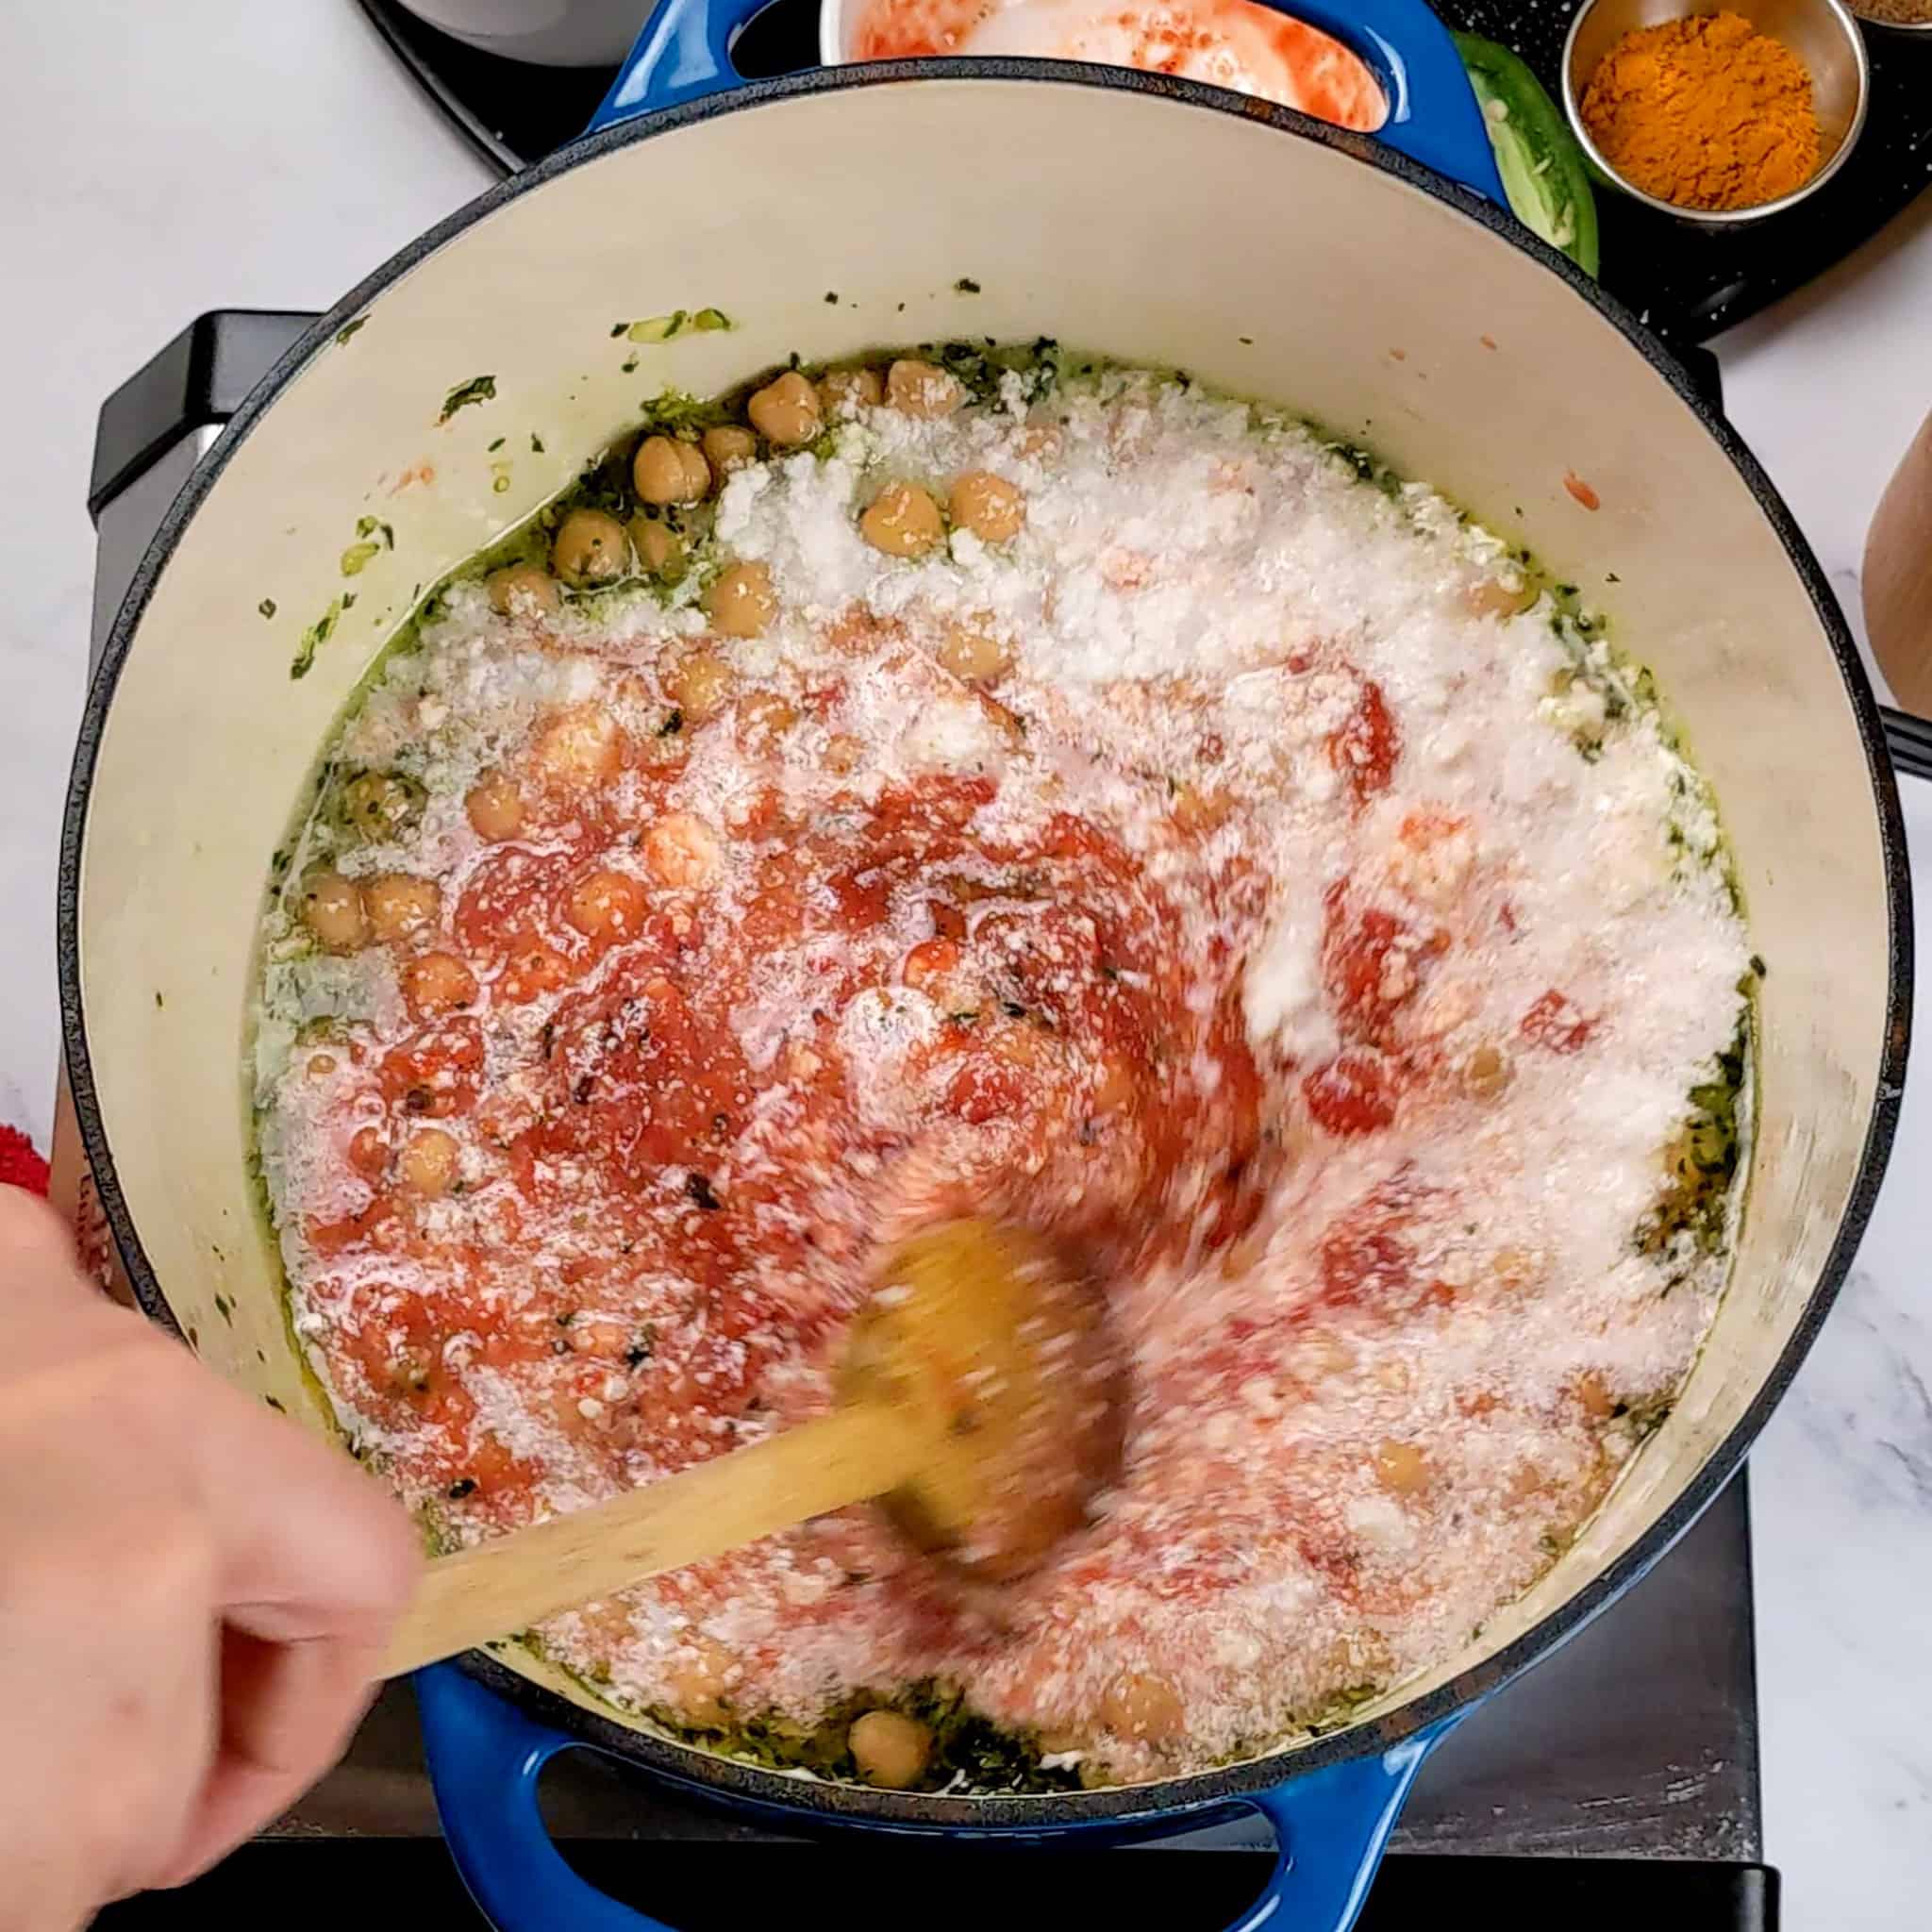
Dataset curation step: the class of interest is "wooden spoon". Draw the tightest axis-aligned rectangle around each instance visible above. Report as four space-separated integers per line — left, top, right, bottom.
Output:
381 1218 1125 1675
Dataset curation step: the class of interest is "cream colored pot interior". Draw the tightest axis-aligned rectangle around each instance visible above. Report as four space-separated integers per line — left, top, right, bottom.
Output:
75 77 1895 1773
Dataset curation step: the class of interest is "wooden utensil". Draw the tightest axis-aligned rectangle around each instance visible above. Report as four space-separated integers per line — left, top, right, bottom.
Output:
381 1218 1125 1675
1863 408 1932 717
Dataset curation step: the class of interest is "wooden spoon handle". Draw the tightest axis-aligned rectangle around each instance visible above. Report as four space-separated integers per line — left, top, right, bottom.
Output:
383 1402 917 1676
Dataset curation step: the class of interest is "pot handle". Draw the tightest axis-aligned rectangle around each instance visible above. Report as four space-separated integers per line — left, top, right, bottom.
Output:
585 0 1505 202
586 0 771 125
419 1659 1456 1932
1225 1721 1452 1931
419 1663 678 1932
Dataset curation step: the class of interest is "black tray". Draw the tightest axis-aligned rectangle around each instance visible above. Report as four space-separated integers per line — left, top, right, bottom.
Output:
357 0 1929 342
1443 1 1932 339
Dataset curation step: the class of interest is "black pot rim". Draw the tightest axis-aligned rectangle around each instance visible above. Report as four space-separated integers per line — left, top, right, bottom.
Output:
58 56 1914 1834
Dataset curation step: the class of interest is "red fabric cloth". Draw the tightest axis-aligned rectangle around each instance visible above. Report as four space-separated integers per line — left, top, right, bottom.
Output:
0 1124 50 1196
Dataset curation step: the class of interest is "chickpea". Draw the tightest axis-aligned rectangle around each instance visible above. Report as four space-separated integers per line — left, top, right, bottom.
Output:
401 951 477 1017
363 873 441 946
746 370 822 448
550 508 630 588
1374 1438 1429 1496
486 563 560 616
629 515 688 579
533 703 624 786
399 1128 459 1198
949 470 1025 544
701 560 776 639
633 434 709 507
1464 575 1533 620
670 644 736 723
300 871 367 952
859 482 944 558
848 1710 930 1790
1375 1358 1413 1395
466 772 525 842
1098 1672 1185 1743
901 937 962 992
567 868 646 940
642 811 724 891
1491 1245 1541 1293
1168 780 1228 833
819 366 884 414
935 617 1012 683
886 358 963 418
1576 1371 1616 1421
701 424 758 476
738 690 797 743
1309 1330 1357 1377
1504 1460 1547 1507
1462 1042 1513 1101
667 1635 736 1726
348 1126 388 1178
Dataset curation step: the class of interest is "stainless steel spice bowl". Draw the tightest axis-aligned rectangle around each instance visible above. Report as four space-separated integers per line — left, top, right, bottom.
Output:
1561 0 1871 226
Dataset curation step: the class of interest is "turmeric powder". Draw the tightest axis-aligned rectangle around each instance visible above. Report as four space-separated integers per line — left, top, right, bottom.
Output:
1579 11 1822 212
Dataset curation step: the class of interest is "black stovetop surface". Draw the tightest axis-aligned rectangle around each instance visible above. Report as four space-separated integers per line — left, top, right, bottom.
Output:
85 308 1773 1924
97 1840 1776 1927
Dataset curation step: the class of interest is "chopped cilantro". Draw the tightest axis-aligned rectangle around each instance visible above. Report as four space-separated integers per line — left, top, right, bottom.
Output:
340 541 380 576
335 317 367 346
628 311 687 343
610 322 629 338
530 433 545 454
257 597 276 619
290 596 345 679
954 276 981 293
488 436 506 452
438 374 497 423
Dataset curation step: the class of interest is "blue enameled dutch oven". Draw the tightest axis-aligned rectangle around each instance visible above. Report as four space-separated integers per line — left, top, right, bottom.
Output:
59 0 1910 1926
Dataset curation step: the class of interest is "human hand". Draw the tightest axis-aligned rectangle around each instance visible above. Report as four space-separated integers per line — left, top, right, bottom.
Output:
0 1187 420 1929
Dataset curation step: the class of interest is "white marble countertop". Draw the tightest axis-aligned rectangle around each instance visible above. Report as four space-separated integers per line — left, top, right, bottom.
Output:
2 2 1928 1921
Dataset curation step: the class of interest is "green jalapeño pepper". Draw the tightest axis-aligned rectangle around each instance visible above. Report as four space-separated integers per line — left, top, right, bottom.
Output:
1454 31 1601 278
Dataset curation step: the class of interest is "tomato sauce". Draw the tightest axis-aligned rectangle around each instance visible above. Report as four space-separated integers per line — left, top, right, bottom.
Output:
295 667 1275 1521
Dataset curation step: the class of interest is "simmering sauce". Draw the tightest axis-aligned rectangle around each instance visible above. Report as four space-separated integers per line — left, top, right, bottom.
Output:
256 352 1750 1791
